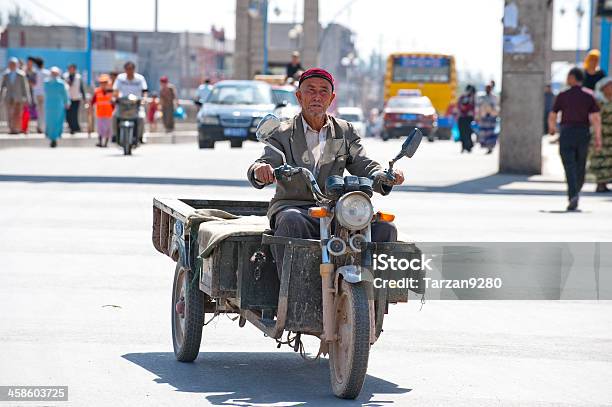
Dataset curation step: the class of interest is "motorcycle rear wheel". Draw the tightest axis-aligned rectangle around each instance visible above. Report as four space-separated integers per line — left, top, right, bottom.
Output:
329 280 370 399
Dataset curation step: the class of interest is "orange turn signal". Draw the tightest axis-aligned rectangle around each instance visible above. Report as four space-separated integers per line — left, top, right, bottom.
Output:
376 211 395 222
308 207 330 218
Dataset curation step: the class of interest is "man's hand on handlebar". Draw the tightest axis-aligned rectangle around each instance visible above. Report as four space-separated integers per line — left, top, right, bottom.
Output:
253 163 275 184
392 169 404 185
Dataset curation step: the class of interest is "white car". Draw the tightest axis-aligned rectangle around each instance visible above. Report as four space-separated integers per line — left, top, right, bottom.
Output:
337 107 366 137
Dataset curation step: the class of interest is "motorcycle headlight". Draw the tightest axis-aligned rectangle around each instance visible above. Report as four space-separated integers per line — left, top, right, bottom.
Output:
201 115 219 125
335 192 374 231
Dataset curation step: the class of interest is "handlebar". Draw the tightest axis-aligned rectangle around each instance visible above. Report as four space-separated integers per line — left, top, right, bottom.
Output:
272 164 396 202
273 164 329 203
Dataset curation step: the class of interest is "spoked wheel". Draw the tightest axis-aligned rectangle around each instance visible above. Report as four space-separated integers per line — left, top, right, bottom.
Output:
329 280 370 399
172 264 205 362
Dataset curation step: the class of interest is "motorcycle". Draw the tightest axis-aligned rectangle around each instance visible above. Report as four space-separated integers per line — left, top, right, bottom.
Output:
115 94 141 155
152 114 424 399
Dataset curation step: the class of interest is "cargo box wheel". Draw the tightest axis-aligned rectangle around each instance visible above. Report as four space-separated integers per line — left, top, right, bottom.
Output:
230 139 243 148
172 263 205 362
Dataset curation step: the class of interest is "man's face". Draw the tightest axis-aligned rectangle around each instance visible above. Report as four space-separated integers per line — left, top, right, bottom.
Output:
296 77 335 117
8 61 16 71
26 59 33 70
292 55 300 65
567 74 577 86
68 66 76 74
125 65 135 76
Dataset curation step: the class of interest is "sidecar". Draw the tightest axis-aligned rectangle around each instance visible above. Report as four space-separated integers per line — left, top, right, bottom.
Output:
152 197 423 360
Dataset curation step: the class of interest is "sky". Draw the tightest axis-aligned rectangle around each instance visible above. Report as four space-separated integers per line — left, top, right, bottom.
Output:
0 0 595 84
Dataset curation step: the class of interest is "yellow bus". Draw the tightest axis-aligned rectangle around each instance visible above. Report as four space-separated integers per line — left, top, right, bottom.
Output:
384 53 457 138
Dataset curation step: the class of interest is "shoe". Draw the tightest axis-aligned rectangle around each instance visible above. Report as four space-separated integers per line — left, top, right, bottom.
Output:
595 183 610 193
95 143 102 147
486 148 493 154
567 196 579 211
50 140 57 148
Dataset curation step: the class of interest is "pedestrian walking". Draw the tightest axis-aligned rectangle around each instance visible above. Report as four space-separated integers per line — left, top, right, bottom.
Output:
477 84 499 154
22 57 38 134
91 74 114 147
544 84 555 134
147 93 159 133
583 49 606 91
1 57 31 134
44 67 69 148
456 85 476 153
63 64 85 134
548 67 602 210
196 79 213 105
31 57 50 134
286 51 304 81
591 77 612 192
159 76 177 133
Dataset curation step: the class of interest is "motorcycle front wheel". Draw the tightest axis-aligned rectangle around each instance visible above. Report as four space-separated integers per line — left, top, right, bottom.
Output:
122 126 132 155
329 279 370 399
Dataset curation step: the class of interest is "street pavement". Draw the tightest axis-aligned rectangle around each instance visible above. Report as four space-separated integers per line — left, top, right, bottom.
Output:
0 137 611 406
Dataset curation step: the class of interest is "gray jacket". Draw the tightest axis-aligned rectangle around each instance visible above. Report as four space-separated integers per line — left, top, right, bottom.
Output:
1 69 31 104
247 113 391 219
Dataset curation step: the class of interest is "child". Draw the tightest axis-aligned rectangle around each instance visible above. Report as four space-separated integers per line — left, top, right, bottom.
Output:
91 74 114 147
148 93 159 133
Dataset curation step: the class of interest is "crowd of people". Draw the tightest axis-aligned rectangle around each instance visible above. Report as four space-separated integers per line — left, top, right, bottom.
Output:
0 57 185 148
454 80 499 155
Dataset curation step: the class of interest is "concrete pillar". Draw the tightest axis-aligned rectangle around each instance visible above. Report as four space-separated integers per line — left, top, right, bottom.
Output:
302 0 319 68
499 0 552 175
234 0 251 79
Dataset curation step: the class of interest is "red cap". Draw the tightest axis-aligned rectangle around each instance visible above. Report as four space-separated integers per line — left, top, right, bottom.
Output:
299 68 334 91
160 75 168 83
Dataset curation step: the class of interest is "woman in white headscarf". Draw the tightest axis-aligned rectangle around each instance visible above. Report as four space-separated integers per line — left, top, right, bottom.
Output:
592 77 612 192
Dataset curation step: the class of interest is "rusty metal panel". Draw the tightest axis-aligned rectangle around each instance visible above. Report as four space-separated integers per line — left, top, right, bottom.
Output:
236 243 280 310
284 244 323 335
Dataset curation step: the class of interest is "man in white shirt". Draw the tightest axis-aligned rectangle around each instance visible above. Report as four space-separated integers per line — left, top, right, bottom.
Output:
195 79 213 105
112 61 148 142
32 57 50 133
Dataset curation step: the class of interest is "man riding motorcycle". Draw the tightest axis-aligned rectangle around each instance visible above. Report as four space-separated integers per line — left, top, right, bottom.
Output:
112 61 148 143
247 68 405 277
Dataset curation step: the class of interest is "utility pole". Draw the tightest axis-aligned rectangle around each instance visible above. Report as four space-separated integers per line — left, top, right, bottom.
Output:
154 0 158 32
86 0 92 86
262 0 269 74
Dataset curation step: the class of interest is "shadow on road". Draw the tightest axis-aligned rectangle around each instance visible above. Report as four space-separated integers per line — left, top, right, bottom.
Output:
0 173 599 197
122 351 410 406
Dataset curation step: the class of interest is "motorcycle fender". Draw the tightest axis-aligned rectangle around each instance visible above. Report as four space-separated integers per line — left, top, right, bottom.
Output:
170 220 187 267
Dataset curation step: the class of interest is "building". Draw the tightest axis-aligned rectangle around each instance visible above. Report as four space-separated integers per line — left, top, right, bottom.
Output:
0 24 233 97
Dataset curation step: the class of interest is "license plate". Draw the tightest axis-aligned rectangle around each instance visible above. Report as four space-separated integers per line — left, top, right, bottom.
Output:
400 114 418 120
223 127 248 137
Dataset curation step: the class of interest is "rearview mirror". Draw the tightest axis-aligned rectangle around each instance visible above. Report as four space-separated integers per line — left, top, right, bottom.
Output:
392 128 423 163
256 114 281 142
255 114 287 164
